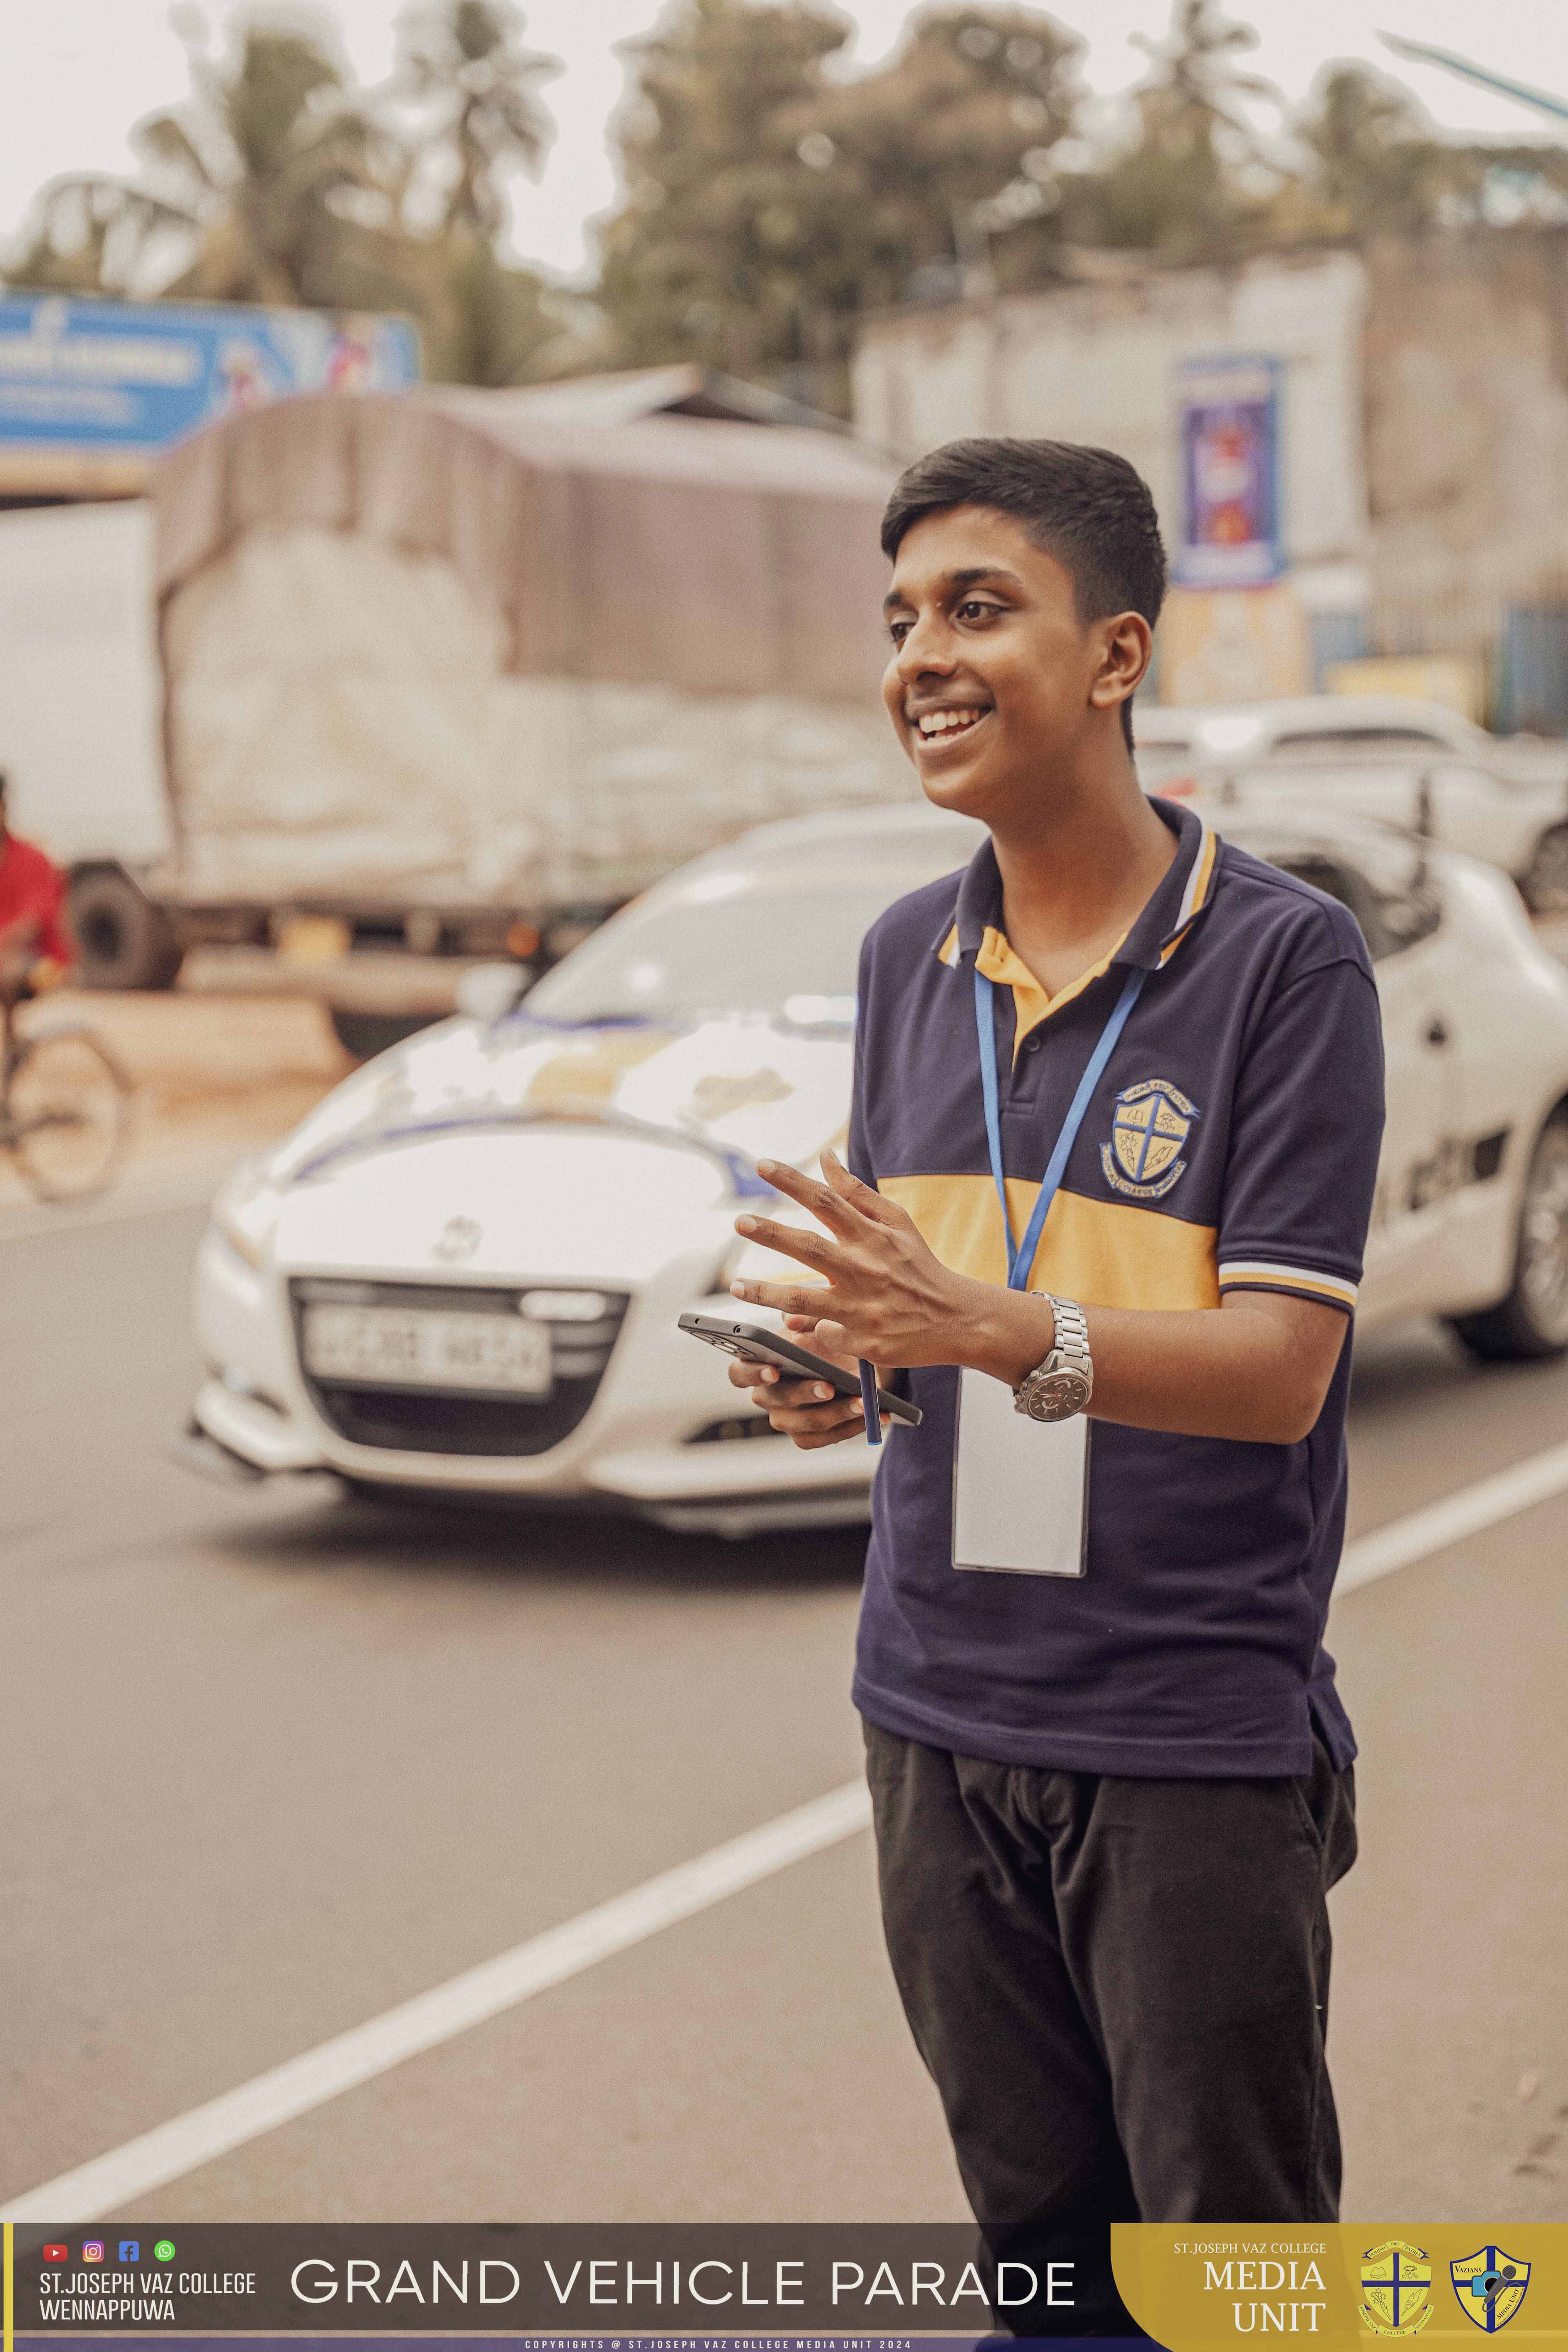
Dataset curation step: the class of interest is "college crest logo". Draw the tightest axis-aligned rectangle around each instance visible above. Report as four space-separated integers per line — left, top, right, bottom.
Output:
1361 2242 1434 2336
1101 1078 1200 1199
1451 2249 1530 2332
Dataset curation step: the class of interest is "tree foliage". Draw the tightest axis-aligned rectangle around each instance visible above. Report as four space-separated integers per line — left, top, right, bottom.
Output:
1278 64 1568 240
9 0 1568 401
596 0 1084 410
395 0 558 239
1058 0 1280 258
5 4 573 386
595 0 852 389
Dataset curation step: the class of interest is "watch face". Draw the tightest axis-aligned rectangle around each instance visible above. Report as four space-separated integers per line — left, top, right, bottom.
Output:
1026 1370 1090 1421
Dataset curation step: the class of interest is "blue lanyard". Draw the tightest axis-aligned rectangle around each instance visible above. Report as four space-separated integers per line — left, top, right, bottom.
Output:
975 961 1147 1289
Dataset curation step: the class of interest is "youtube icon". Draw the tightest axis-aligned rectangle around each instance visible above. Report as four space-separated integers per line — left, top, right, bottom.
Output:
42 2246 67 2265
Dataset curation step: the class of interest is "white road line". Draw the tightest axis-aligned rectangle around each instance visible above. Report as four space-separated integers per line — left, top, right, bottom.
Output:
0 1781 872 2224
1336 1437 1568 1595
6 1436 1568 2223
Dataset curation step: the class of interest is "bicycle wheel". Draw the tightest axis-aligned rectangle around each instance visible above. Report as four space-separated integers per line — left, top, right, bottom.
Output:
7 1027 133 1201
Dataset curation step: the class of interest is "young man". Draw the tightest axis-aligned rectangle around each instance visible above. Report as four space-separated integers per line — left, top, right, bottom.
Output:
724 440 1383 2319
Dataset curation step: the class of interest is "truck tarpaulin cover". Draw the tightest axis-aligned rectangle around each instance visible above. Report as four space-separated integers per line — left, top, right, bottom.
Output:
151 392 912 909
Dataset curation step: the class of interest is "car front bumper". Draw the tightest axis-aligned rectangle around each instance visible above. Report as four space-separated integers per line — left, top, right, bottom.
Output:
187 1227 876 1532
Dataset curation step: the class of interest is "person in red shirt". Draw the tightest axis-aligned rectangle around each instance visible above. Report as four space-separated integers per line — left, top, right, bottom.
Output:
0 771 73 997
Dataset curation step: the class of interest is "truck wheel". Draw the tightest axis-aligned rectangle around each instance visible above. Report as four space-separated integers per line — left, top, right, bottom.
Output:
1521 824 1568 914
328 1008 439 1062
67 866 184 990
1448 1111 1568 1361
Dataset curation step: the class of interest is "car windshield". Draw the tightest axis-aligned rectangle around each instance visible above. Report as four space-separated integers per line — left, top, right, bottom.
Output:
524 878 931 1026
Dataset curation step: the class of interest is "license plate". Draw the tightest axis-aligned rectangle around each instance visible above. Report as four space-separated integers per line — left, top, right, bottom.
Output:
302 1304 552 1395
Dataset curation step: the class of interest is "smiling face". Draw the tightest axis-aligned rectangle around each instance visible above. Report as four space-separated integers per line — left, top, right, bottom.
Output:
880 505 1151 832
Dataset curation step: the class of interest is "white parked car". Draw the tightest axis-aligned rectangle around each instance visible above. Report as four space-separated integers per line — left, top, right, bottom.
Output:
184 800 1568 1537
1136 696 1568 910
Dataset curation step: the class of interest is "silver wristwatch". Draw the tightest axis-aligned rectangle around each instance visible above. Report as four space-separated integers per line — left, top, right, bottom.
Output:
1013 1293 1093 1423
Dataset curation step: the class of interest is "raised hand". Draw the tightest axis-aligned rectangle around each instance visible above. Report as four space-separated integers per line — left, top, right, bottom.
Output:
726 1147 978 1371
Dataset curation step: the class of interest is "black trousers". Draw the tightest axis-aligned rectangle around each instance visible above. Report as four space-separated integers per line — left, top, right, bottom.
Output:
864 1719 1357 2334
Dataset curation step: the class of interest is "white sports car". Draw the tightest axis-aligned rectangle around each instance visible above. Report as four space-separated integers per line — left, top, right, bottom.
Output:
185 799 1568 1537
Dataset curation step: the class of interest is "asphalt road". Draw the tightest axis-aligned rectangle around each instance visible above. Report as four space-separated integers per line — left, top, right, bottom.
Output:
3 1200 1565 2226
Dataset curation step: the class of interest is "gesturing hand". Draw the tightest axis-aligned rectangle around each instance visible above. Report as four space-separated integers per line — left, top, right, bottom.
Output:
728 1147 979 1369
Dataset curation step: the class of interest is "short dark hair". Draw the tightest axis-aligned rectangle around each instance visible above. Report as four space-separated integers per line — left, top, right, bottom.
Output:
880 437 1167 751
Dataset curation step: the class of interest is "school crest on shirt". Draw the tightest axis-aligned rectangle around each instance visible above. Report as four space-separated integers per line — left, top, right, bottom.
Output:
1102 1077 1199 1199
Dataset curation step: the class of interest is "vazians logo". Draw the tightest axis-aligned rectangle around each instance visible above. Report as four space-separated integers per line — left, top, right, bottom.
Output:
1102 1078 1200 1200
1452 2249 1531 2332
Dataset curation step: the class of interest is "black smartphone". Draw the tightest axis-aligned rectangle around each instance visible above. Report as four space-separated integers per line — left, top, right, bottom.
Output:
678 1313 923 1427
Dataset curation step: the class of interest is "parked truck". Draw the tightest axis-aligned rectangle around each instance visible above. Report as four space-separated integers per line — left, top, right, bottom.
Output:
0 387 913 1052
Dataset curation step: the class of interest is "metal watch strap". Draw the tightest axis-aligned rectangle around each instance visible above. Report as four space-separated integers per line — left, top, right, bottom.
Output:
1045 1294 1091 1373
1013 1292 1093 1420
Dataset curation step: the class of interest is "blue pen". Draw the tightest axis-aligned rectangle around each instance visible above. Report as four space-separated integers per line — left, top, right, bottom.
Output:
858 1357 882 1446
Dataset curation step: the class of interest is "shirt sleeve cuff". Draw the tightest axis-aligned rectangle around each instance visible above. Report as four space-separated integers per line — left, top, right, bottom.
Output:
1217 1259 1359 1314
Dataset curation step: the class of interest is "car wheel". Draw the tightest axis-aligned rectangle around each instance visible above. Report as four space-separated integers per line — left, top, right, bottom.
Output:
1521 824 1568 914
1448 1110 1568 1360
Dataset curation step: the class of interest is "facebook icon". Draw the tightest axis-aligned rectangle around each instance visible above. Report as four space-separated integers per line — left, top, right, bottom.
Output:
118 2242 139 2262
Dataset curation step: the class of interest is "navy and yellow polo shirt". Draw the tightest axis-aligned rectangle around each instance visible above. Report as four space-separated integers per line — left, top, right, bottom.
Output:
847 797 1385 1780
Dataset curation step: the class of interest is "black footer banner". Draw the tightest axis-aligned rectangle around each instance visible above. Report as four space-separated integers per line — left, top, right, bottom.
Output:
6 2227 1129 2339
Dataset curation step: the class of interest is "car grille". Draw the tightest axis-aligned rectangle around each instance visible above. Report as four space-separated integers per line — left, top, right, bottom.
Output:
290 1279 629 1457
685 1414 780 1445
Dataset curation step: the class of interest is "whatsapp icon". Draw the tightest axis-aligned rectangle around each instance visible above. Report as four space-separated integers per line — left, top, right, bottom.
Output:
154 2241 175 2262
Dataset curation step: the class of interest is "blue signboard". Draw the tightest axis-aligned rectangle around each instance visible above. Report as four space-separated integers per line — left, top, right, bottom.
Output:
1173 354 1283 588
0 293 419 454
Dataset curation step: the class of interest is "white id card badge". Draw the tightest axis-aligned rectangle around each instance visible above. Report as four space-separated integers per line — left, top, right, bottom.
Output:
952 1366 1089 1577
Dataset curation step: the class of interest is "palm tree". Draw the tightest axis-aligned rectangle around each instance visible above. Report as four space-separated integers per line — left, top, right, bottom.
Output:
395 0 559 241
1074 0 1282 258
11 19 403 309
151 20 400 306
9 178 191 298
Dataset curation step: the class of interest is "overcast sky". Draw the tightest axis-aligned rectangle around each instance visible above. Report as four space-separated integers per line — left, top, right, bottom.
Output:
6 0 1567 285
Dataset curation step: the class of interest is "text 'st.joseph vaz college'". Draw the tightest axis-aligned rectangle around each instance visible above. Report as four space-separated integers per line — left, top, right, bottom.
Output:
847 797 1386 1779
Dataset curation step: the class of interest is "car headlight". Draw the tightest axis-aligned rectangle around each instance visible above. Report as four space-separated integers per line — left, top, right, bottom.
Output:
212 1158 286 1270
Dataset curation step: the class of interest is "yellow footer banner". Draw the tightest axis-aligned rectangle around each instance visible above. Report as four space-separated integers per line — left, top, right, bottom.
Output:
1114 2225 1566 2350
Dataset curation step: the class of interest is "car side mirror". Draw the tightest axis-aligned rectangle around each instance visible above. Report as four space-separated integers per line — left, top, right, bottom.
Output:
456 962 529 1023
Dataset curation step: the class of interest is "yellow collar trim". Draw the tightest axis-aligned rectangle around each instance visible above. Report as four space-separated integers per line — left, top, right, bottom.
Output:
1158 818 1218 965
935 814 1214 1054
982 925 1131 1055
936 921 1131 1060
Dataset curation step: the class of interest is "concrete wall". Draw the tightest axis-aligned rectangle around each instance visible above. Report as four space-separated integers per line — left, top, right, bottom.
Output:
852 249 1371 578
854 231 1568 722
1363 230 1568 654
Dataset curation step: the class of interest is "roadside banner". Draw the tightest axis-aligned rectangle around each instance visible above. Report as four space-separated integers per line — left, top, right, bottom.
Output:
0 294 418 491
1174 353 1284 588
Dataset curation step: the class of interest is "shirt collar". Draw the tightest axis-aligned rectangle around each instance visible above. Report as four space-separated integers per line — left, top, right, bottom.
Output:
943 796 1219 974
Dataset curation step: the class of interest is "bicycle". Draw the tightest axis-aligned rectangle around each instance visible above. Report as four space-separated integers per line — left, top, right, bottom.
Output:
0 985 133 1202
